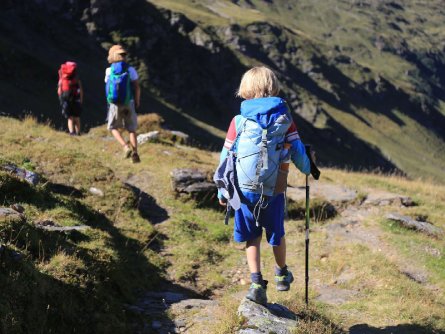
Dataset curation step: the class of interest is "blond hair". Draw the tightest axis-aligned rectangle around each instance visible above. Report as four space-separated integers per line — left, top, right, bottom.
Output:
237 66 280 100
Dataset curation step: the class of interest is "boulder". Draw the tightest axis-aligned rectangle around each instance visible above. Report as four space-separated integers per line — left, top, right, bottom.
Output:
237 298 298 334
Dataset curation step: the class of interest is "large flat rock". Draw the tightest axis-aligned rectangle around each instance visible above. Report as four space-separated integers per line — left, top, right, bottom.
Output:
363 190 413 206
386 213 443 237
237 298 298 334
129 291 217 333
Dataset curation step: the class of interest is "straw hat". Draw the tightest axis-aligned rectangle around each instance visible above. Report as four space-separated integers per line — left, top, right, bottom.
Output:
107 45 127 64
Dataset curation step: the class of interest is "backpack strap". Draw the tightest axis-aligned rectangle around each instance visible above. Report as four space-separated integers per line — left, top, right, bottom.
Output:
250 128 268 190
261 129 268 170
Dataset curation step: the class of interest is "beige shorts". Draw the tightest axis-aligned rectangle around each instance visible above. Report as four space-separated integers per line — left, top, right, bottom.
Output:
107 101 137 132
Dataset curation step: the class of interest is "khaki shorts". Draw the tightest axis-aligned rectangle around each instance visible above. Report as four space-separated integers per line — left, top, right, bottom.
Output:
107 101 137 132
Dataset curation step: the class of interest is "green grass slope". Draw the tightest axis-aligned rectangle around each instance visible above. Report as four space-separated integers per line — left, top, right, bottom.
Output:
0 115 240 333
1 116 444 333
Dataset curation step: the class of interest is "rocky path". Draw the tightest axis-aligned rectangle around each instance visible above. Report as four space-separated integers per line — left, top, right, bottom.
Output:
301 184 441 306
129 291 218 334
124 173 441 333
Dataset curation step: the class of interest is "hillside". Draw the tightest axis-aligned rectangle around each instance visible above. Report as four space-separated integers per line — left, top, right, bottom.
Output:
1 116 444 333
0 0 444 182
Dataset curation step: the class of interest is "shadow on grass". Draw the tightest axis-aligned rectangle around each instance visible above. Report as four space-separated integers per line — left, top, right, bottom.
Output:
0 173 202 333
294 305 347 334
125 183 169 225
349 323 445 334
46 182 84 198
286 197 337 222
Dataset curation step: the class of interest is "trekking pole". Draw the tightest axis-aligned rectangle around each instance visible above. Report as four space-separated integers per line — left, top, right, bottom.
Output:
305 173 310 306
304 145 320 306
224 203 232 225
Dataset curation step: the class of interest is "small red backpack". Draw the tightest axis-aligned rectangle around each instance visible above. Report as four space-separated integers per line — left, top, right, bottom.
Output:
58 61 79 102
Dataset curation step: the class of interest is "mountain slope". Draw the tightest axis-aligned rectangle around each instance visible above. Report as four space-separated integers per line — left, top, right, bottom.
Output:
0 0 444 181
148 0 445 180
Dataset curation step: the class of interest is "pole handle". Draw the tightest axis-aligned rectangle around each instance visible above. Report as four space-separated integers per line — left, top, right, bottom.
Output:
305 145 321 180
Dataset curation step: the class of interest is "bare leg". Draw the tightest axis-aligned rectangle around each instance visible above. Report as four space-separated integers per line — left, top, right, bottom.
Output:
67 117 74 134
73 117 81 135
272 236 286 269
129 132 137 153
111 129 128 148
246 236 262 274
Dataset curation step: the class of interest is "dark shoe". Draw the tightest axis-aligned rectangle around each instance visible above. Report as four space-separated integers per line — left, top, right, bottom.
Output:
275 270 294 291
131 152 141 163
246 280 268 305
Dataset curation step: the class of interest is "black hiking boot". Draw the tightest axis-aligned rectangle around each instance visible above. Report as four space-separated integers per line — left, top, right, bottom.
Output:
246 280 268 305
131 152 141 163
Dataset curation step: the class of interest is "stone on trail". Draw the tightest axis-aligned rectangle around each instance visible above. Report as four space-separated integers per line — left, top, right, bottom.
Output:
386 213 443 237
129 291 217 333
35 220 90 232
170 168 215 194
169 130 189 143
0 207 24 223
89 187 104 197
11 203 25 213
137 131 160 145
2 163 40 185
401 269 428 284
237 298 298 334
364 191 414 207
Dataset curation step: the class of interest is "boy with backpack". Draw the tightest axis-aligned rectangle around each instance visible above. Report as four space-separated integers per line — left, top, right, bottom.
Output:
215 66 311 305
58 61 84 135
105 45 141 163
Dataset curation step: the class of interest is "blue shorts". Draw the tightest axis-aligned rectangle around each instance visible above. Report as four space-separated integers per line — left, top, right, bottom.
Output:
234 191 285 246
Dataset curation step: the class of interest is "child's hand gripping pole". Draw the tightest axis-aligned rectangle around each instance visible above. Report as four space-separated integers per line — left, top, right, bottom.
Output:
304 145 320 306
306 145 320 181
